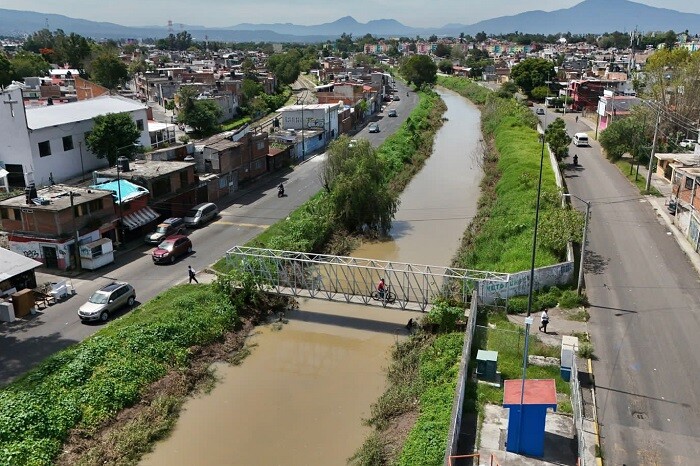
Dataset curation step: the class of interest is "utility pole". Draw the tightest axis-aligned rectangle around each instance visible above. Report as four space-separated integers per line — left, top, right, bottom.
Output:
69 192 82 272
645 108 662 192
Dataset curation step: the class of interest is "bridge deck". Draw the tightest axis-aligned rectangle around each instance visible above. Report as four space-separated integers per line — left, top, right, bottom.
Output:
269 285 433 312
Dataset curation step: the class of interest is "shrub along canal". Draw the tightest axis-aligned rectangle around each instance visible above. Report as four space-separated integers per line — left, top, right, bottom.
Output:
139 88 485 465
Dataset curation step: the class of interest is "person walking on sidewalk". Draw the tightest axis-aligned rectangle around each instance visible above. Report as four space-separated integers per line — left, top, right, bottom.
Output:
539 308 550 333
188 265 198 284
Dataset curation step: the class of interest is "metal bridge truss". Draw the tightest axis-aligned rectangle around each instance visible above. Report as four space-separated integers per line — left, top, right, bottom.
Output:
225 246 510 311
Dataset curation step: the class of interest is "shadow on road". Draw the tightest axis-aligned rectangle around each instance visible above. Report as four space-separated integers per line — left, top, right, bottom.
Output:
584 249 609 274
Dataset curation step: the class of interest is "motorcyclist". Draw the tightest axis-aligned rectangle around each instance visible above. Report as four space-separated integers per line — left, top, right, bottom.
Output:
278 183 285 197
573 154 579 166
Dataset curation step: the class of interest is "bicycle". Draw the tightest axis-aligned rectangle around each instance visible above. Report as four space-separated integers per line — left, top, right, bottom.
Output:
370 286 396 304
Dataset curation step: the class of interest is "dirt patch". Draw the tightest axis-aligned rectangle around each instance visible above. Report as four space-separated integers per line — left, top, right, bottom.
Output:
56 295 291 466
380 409 420 463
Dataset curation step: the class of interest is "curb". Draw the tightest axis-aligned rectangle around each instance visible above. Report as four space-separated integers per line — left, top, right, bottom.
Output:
587 356 603 466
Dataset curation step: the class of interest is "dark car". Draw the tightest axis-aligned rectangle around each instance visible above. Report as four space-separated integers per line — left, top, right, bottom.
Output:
392 95 401 101
152 235 193 264
388 109 397 117
78 282 136 322
536 108 545 115
144 217 184 244
368 123 380 133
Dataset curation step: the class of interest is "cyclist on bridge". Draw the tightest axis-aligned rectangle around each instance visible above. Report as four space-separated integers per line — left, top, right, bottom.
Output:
377 278 386 299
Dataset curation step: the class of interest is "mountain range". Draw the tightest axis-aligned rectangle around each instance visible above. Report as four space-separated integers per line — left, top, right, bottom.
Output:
1 0 699 42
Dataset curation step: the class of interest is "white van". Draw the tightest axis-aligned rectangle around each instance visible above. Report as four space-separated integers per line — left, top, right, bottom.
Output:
573 133 589 147
184 202 218 228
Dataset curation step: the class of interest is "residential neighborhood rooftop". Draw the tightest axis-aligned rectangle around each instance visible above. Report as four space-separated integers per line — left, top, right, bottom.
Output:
95 160 195 179
0 184 113 211
24 95 148 130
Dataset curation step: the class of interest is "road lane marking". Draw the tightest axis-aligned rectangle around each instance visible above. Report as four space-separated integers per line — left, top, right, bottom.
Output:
215 220 269 229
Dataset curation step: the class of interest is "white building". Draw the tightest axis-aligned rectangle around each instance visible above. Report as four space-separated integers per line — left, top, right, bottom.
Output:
277 103 340 140
0 85 150 188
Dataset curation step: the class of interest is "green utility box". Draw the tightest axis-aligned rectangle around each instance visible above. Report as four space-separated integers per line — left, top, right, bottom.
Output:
476 350 499 381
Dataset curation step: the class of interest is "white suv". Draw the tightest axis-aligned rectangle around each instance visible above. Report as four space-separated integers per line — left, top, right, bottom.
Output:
78 282 136 322
680 139 697 149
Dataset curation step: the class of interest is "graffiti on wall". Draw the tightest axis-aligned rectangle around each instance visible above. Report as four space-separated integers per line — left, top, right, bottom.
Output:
479 261 574 304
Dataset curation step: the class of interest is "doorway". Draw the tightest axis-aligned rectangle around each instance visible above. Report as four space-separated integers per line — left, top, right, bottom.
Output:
42 246 58 268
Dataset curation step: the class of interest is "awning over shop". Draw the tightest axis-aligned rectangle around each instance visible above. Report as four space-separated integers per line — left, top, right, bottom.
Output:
121 206 159 230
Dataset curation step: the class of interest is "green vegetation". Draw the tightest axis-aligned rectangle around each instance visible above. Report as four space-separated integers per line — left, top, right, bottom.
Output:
85 113 141 166
503 286 585 314
400 55 437 89
349 333 464 466
474 311 570 411
0 285 244 466
612 158 662 196
437 76 490 105
220 115 252 132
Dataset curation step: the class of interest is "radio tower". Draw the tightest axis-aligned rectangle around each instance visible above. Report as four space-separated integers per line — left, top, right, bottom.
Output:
167 20 173 34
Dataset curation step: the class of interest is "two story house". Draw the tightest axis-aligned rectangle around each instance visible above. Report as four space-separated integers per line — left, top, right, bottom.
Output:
0 185 117 270
0 85 150 189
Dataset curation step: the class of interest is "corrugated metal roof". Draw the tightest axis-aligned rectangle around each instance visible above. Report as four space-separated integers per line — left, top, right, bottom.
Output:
0 247 42 282
25 95 148 130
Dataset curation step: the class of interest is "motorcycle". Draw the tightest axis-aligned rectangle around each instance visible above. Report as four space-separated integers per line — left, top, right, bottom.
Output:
573 154 579 166
277 184 285 198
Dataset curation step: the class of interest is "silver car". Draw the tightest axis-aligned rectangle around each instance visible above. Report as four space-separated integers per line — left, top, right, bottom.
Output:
78 282 136 322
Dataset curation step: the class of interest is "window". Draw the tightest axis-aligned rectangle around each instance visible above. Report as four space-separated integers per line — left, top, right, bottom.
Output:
38 141 52 157
256 141 265 150
88 199 104 212
136 119 144 131
62 135 74 151
0 208 20 220
180 171 189 187
152 177 171 198
685 177 694 190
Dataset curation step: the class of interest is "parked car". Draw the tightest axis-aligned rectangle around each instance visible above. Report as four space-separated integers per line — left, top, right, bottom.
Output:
536 108 545 115
388 109 397 117
184 202 218 228
368 123 380 133
392 95 401 101
383 95 392 102
680 139 697 149
144 217 185 244
152 235 193 264
78 282 136 322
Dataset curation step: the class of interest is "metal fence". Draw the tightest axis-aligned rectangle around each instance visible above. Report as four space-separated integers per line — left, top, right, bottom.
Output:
570 357 589 466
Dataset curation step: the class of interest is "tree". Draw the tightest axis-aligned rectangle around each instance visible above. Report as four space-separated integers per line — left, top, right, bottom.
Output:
599 112 650 162
10 51 50 79
438 59 453 74
89 51 128 89
0 53 13 87
400 55 437 88
434 43 451 58
267 52 300 85
179 99 222 134
496 81 519 99
509 58 555 98
85 113 140 166
539 207 584 254
57 32 92 69
322 137 399 234
241 78 263 105
545 118 571 161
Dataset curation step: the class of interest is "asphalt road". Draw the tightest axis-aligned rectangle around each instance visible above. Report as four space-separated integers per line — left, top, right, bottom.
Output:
536 106 700 465
0 83 418 386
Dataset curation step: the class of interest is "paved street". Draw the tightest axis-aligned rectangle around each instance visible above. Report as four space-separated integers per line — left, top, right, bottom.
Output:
536 107 700 465
0 82 417 386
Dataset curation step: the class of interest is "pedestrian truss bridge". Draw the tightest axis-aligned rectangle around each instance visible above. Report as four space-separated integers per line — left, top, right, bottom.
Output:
225 246 510 311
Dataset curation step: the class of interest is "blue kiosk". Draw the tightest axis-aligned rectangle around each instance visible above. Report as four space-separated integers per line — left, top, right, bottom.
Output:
503 378 557 457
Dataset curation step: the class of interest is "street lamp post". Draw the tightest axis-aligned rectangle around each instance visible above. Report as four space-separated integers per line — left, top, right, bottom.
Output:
526 127 547 317
563 193 591 295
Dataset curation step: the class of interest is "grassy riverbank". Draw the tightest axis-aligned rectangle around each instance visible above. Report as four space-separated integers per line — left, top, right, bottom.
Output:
0 282 287 466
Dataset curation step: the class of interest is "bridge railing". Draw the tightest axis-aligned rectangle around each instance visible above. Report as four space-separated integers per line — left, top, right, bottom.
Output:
225 246 510 311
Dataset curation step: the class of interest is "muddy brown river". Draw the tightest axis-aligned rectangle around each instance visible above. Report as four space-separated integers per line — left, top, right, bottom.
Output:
140 88 484 465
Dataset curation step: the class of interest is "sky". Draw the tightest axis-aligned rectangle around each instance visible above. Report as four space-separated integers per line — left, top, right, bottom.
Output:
1 0 699 28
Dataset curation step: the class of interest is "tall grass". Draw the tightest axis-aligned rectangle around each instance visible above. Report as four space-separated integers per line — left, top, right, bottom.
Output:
0 286 237 466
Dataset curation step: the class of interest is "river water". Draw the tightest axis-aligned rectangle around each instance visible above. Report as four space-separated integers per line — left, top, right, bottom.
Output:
140 88 483 466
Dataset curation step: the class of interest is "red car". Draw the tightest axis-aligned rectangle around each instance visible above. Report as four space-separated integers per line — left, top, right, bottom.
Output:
152 235 192 264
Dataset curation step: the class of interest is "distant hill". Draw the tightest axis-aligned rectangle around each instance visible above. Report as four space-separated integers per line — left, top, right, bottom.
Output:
1 0 699 42
444 0 700 35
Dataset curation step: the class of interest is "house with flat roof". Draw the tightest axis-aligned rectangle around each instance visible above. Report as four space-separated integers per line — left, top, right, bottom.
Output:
0 85 150 189
0 185 117 270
